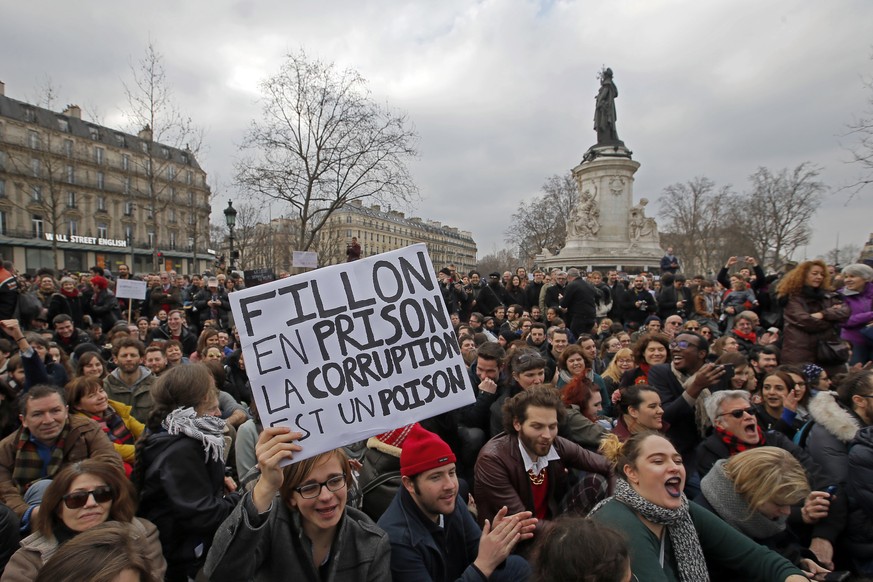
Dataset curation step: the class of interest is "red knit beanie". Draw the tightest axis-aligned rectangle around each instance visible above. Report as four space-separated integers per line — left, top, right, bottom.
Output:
399 424 456 478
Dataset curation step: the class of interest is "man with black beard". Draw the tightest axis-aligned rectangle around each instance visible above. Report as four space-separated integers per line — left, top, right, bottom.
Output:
487 272 510 308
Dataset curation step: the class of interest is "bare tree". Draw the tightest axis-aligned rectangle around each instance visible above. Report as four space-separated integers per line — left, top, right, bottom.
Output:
122 42 204 271
657 177 736 275
735 163 824 269
505 173 578 264
820 243 862 266
7 80 68 270
842 59 873 200
477 248 519 277
236 49 418 253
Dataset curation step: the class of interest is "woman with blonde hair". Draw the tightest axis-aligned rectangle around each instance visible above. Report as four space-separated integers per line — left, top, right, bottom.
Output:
589 431 809 582
697 447 830 580
777 259 849 373
601 347 634 397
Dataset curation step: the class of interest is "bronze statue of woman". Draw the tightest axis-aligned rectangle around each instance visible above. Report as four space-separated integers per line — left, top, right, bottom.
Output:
594 68 620 145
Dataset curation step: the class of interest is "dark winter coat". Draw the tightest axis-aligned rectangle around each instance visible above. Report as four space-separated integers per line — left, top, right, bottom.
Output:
781 287 849 368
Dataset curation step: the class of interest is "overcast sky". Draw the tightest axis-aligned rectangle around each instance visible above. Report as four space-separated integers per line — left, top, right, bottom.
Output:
2 1 871 264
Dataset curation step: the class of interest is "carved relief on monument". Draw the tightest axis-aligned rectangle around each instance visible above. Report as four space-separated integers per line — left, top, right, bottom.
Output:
628 198 659 243
568 188 600 240
608 176 626 196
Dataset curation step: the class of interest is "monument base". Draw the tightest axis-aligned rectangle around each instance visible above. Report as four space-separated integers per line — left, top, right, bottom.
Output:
534 142 662 274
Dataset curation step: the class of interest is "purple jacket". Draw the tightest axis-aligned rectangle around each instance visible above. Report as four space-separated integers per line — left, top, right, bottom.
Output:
840 282 873 344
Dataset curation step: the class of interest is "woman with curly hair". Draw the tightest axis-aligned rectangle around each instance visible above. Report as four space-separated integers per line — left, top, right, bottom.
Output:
776 260 849 374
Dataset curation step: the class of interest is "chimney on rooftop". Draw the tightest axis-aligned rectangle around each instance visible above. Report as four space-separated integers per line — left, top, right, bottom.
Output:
138 124 153 141
62 104 81 119
0 81 5 97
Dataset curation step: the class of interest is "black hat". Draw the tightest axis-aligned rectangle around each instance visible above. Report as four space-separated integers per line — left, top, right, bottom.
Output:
489 272 500 278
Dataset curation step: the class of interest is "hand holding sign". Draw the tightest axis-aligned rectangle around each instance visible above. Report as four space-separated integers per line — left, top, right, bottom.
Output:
252 427 304 512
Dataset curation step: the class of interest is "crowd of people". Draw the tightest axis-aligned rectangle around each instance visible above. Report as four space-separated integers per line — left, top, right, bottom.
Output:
0 254 868 580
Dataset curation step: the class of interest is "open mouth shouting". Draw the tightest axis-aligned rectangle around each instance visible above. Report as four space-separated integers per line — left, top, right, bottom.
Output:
664 477 683 498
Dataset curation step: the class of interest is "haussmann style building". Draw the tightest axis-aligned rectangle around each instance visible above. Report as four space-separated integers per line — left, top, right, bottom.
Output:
0 81 213 275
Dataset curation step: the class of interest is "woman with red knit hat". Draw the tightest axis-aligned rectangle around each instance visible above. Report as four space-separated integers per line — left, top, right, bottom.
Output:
204 426 390 581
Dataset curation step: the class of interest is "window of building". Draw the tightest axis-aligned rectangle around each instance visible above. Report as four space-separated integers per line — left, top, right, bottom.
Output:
169 231 176 249
67 191 76 208
187 213 195 226
95 147 104 165
32 215 44 238
186 171 193 185
161 147 170 159
31 158 40 177
115 133 126 148
0 151 6 169
57 117 69 133
169 187 176 201
28 130 39 149
146 205 153 219
140 141 148 154
187 190 194 205
66 165 74 184
188 236 194 250
167 166 176 181
122 154 130 171
97 195 106 211
181 153 189 165
64 139 73 157
89 127 99 140
147 230 155 246
97 172 105 190
346 230 352 237
124 201 134 216
24 108 35 122
124 177 131 195
68 219 78 237
168 208 176 223
0 179 5 197
31 185 42 202
125 225 133 242
0 210 6 235
97 223 108 239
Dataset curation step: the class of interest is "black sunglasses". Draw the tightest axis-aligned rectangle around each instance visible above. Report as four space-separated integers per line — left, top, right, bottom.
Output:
717 407 755 419
62 485 114 509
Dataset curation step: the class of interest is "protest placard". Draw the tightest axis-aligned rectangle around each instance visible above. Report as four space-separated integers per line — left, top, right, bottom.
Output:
229 244 474 463
292 251 318 269
114 279 147 300
244 268 276 288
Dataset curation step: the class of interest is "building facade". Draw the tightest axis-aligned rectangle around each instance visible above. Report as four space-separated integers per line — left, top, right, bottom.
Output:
321 200 477 273
0 82 213 275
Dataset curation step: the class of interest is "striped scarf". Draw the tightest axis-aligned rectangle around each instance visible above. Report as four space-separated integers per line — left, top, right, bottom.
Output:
12 421 70 491
88 409 135 446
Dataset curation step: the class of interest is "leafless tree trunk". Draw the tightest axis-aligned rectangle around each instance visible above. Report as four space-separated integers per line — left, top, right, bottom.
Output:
505 173 578 264
736 163 824 270
656 177 736 275
236 49 418 254
122 42 203 272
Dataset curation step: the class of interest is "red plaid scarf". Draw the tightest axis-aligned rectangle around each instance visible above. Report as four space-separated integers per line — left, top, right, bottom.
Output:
716 425 765 456
88 409 134 446
12 421 71 492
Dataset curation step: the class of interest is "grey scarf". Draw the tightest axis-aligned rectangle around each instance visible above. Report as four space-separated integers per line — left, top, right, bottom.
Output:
590 479 709 582
700 460 787 539
163 407 227 463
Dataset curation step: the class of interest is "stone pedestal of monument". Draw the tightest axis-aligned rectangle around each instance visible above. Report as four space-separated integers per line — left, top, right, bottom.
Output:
536 144 663 273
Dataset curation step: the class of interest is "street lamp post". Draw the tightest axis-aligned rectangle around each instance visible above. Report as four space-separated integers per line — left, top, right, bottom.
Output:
224 200 238 271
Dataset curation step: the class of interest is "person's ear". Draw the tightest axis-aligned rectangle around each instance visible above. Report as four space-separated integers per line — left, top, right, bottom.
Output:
513 417 522 434
401 475 415 495
623 463 639 485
